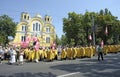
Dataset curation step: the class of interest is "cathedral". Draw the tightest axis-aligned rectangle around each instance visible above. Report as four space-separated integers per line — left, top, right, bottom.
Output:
13 12 56 47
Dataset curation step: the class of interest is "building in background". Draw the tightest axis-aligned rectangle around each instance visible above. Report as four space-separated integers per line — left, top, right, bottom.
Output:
13 12 56 47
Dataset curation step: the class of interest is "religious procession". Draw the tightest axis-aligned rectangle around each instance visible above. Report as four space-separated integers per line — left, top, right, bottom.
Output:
0 35 120 65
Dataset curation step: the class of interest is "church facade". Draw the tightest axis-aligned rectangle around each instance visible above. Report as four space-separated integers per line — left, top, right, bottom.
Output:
13 12 56 47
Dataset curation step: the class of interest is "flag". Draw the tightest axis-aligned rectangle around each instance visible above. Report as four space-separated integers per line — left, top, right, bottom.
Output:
105 26 108 35
89 34 92 40
101 40 104 48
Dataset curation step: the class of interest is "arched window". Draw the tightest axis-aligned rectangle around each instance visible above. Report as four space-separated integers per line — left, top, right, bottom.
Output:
45 18 46 21
21 36 26 42
46 37 50 43
33 24 35 31
28 16 29 20
48 18 49 21
38 24 40 31
22 26 24 31
33 22 41 31
22 25 27 31
36 23 38 31
46 27 50 33
24 15 26 19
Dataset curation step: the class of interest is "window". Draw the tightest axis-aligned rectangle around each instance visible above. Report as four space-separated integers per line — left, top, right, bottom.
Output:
24 15 26 19
46 37 50 43
46 27 50 33
45 18 46 21
38 24 40 31
33 24 35 31
22 26 24 31
28 16 29 20
33 23 40 31
21 36 26 42
36 23 38 31
22 25 27 31
48 18 49 21
25 26 27 31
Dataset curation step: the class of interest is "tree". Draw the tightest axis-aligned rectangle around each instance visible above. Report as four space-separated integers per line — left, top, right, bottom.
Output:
63 8 120 46
63 12 82 46
61 34 68 46
0 15 16 45
95 8 120 44
56 35 61 45
82 11 93 45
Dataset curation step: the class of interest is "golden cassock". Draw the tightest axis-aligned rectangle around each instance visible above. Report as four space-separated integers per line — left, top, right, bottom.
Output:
41 49 47 60
46 49 58 61
66 47 77 59
103 46 108 55
103 45 120 54
23 45 120 62
61 48 67 60
79 47 85 58
84 47 93 58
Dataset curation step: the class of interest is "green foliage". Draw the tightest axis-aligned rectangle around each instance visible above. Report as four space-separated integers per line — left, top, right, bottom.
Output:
63 12 83 46
0 15 16 45
60 35 68 46
62 8 120 46
56 35 61 45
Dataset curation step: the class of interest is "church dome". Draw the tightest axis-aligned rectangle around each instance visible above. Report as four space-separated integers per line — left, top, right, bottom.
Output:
35 13 42 18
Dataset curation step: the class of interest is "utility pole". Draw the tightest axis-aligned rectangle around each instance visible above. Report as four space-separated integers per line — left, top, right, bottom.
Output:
92 16 96 46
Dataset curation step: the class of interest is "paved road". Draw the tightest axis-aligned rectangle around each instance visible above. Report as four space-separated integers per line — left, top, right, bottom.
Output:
0 53 120 77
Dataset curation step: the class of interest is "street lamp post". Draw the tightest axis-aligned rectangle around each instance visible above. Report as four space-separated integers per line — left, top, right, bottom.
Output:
92 16 96 46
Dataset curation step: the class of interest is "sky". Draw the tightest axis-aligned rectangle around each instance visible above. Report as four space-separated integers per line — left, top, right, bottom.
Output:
0 0 120 38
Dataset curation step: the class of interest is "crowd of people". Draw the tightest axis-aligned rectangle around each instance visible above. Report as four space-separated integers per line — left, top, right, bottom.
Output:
0 46 24 65
0 45 60 65
0 44 120 65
